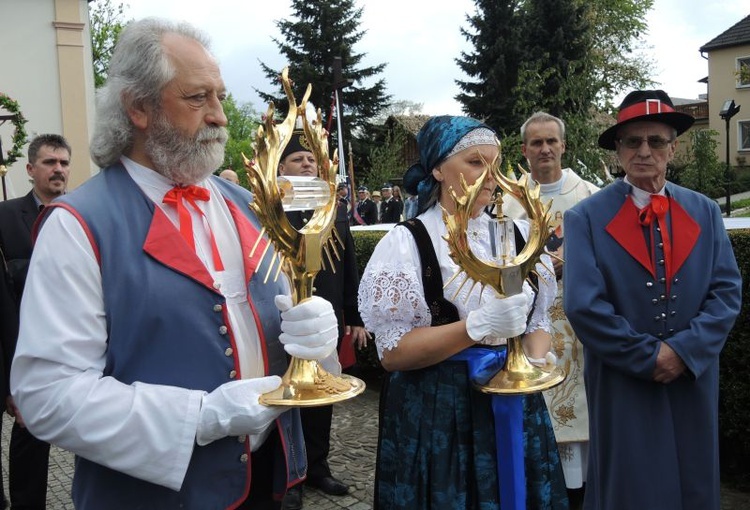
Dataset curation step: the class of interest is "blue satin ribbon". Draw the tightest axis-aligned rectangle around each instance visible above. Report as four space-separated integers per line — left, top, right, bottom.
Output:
451 347 526 510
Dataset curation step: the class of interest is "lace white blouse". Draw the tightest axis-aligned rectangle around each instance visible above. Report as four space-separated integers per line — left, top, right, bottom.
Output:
358 205 556 359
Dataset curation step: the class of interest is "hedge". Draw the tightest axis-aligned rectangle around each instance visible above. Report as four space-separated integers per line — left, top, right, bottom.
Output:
351 227 750 489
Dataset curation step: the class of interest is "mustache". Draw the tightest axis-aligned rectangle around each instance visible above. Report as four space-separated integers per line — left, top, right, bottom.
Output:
197 126 228 145
50 174 66 182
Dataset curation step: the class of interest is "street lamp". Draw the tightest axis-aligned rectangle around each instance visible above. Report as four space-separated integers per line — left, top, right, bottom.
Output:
720 99 741 217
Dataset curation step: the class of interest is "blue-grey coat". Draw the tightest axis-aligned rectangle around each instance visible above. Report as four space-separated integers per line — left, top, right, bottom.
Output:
563 179 742 510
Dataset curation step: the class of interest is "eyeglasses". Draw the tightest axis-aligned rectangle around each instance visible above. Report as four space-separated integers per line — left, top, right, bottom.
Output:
617 136 673 150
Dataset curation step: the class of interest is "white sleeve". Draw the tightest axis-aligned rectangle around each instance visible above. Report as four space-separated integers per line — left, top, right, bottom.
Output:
357 225 431 359
10 208 202 492
526 253 556 334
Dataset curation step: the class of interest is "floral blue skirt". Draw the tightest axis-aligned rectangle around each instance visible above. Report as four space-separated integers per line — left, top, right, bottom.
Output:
375 360 568 510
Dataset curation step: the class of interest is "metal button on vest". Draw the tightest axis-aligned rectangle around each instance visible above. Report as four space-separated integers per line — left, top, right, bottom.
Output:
671 295 677 300
670 311 676 316
219 325 228 335
660 295 666 301
229 370 237 379
674 278 679 284
224 347 233 356
652 299 658 305
646 281 653 288
240 453 248 464
658 242 663 248
213 304 223 312
659 277 666 284
213 281 221 290
238 435 247 443
657 333 664 338
658 259 665 265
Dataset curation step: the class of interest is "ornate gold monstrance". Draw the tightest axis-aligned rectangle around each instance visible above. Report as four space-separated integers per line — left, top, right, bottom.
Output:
244 68 365 406
443 154 565 395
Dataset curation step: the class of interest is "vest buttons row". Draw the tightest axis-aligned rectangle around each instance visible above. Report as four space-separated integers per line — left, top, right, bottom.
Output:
213 304 223 312
240 453 248 464
219 325 228 335
225 347 233 357
229 370 237 379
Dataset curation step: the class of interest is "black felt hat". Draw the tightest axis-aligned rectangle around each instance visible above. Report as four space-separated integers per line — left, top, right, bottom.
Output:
280 129 313 160
598 90 695 150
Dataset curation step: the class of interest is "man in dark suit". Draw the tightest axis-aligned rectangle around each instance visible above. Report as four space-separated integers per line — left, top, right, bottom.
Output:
0 247 15 509
355 186 377 225
379 183 403 223
278 129 369 510
0 133 71 510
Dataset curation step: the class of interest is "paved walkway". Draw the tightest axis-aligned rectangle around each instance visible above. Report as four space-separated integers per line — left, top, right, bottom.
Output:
2 368 750 509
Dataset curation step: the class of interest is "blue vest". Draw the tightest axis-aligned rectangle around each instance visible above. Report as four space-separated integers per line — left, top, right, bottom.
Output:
44 164 306 509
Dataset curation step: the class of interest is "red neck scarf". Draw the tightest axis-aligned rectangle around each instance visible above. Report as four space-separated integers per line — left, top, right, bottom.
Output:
163 185 224 271
638 194 671 291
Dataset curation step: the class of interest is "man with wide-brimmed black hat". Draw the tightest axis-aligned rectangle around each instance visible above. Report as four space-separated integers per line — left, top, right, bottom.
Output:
278 127 368 510
563 90 742 510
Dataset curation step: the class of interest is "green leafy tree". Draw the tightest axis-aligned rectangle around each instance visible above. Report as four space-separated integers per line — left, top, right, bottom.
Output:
675 129 723 196
256 0 390 173
457 0 654 173
220 94 260 187
585 0 655 110
89 0 128 88
366 128 406 192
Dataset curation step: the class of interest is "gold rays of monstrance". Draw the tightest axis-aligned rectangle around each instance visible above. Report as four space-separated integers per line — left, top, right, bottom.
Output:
244 68 365 406
443 154 566 394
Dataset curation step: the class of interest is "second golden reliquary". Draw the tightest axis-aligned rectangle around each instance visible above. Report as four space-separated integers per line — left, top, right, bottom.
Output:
243 68 365 406
443 151 566 395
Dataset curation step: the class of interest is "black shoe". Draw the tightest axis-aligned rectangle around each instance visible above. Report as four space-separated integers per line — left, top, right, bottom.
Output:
281 484 303 510
306 475 349 496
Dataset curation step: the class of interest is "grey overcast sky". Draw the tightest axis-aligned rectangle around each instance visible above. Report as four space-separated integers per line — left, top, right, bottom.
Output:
120 0 747 114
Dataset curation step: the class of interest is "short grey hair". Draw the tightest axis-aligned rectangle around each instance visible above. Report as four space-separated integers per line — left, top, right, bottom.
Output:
520 112 566 143
89 18 212 168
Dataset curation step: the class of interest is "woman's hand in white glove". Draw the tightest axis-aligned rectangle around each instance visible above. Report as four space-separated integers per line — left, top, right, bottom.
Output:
465 293 531 342
196 376 284 446
275 295 338 360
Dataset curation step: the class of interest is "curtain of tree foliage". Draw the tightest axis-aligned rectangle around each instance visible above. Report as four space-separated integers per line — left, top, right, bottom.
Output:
220 94 260 187
90 0 128 88
455 0 655 179
256 0 390 179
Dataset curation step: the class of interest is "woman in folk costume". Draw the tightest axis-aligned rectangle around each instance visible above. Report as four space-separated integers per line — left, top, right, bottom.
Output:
358 115 568 509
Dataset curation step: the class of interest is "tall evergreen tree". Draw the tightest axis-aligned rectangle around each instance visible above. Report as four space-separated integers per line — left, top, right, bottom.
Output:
256 0 390 171
455 0 525 137
455 0 654 172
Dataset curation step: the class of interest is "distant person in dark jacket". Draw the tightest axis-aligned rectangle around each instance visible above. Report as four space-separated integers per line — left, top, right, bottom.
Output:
379 183 402 223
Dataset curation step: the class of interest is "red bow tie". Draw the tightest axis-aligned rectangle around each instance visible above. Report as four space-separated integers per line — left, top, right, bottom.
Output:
163 185 224 271
638 194 672 291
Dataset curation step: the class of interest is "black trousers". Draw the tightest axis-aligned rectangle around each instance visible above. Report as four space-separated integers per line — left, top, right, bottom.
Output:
299 404 334 481
237 433 282 510
9 422 50 510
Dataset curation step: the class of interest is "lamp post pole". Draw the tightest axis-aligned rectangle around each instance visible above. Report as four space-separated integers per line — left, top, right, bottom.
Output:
725 115 731 217
720 99 740 218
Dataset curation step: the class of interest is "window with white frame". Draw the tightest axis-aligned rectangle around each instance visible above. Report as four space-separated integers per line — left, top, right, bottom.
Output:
740 120 750 151
738 57 750 87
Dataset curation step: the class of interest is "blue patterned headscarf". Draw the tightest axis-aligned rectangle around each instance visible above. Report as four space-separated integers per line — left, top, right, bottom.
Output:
403 116 495 215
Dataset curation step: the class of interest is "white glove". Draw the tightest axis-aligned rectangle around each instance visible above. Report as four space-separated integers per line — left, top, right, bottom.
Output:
275 295 338 360
528 351 558 367
196 376 284 446
466 293 530 342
